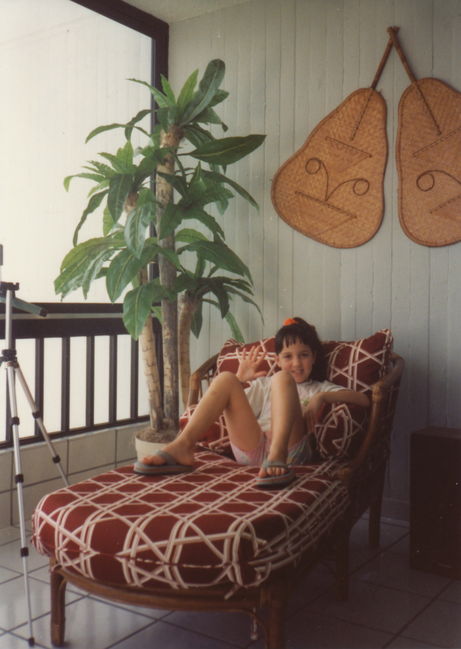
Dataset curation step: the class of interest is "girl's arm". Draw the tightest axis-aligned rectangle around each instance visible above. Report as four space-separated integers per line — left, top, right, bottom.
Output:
316 389 370 408
305 389 370 433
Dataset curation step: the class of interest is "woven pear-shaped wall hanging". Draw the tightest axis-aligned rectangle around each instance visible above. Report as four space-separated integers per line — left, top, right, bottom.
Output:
272 27 461 248
271 34 393 248
389 28 461 247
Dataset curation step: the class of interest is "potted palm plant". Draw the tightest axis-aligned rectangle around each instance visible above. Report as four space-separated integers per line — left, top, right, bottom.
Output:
55 59 264 454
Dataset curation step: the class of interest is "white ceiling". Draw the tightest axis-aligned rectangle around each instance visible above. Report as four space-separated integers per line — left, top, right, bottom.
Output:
123 0 251 24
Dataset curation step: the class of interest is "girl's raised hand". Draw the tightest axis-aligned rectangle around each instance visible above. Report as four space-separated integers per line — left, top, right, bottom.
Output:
235 345 267 383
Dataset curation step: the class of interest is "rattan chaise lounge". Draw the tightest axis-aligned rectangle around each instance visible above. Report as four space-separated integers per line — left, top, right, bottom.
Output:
32 329 403 649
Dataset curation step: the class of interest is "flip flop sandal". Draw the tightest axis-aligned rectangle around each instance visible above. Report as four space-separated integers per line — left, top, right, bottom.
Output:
133 450 194 476
256 460 297 490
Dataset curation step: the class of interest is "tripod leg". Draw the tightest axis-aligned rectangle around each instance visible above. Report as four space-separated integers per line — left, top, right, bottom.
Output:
15 363 69 486
6 363 35 647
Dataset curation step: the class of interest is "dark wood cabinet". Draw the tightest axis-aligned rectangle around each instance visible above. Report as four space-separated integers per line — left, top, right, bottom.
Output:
410 427 461 579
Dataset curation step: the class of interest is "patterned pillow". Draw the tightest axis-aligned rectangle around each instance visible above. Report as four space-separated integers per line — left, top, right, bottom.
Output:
216 337 279 377
313 402 368 460
324 329 393 394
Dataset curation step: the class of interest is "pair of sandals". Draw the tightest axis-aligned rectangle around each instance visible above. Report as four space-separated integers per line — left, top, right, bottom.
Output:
134 451 296 490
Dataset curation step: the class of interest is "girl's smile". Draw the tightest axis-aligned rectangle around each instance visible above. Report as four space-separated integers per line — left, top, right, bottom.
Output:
277 341 316 383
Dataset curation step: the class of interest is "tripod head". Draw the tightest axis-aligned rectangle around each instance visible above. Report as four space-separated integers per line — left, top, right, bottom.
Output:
1 244 48 366
0 245 48 318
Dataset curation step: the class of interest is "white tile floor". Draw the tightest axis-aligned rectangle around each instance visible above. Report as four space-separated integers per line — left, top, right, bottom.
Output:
0 518 460 649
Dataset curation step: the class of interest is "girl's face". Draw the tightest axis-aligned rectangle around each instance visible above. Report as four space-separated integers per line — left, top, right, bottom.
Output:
277 340 316 383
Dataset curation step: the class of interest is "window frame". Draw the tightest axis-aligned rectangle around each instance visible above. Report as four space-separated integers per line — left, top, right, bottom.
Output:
70 0 169 87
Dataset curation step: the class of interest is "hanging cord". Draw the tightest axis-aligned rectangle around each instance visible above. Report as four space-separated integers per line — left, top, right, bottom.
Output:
371 29 397 90
387 26 441 136
350 31 395 141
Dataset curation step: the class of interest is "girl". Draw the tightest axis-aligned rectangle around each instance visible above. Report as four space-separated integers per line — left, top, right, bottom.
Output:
134 318 370 488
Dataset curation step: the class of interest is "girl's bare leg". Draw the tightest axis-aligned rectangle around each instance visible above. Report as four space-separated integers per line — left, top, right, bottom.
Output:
259 370 305 478
142 372 262 467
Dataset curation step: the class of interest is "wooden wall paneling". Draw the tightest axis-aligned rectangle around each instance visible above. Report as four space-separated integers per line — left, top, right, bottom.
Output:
277 0 297 325
339 0 361 338
318 0 343 340
297 0 329 333
447 245 461 427
428 249 449 426
262 0 283 334
220 6 249 345
247 0 268 342
232 2 254 339
208 7 238 354
291 0 317 327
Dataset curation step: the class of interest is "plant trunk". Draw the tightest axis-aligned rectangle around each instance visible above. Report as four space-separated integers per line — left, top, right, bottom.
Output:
139 314 162 432
178 293 200 407
156 125 184 427
125 196 163 434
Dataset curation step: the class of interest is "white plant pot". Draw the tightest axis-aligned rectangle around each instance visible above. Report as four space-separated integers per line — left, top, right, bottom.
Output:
135 436 165 462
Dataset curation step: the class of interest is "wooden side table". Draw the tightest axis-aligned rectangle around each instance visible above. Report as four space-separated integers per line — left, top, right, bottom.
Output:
410 426 461 579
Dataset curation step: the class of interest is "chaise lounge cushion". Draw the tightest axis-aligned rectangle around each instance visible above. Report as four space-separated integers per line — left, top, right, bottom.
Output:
32 451 350 595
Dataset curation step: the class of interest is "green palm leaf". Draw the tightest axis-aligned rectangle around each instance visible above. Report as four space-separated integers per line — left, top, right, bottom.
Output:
189 135 266 166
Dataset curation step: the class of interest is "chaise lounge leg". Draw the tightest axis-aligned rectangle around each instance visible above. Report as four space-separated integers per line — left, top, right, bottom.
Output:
369 467 386 548
335 526 350 601
369 498 382 548
265 588 287 649
50 564 67 647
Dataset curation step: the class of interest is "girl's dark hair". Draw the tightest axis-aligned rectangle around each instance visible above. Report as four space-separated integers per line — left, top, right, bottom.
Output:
275 317 326 380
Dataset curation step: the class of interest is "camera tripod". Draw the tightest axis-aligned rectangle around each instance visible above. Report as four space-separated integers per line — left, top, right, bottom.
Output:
1 274 68 646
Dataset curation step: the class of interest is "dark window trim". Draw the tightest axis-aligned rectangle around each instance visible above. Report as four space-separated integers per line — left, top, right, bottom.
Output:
70 0 169 86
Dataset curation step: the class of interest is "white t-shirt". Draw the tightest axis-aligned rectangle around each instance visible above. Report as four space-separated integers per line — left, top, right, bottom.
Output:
244 375 343 433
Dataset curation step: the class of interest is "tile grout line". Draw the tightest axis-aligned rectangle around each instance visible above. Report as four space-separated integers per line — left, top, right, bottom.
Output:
381 579 458 649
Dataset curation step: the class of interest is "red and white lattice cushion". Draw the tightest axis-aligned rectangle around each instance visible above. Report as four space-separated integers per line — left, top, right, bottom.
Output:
324 329 393 395
314 402 368 459
32 451 349 594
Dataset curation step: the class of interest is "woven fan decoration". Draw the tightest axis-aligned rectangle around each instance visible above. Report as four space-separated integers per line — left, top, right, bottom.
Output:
389 27 461 247
271 34 393 248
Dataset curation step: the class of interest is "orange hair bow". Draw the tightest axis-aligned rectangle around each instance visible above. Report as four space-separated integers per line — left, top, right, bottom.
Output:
283 317 297 326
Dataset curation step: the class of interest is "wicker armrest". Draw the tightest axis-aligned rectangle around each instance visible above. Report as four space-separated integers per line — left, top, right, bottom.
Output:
335 352 404 482
187 353 219 407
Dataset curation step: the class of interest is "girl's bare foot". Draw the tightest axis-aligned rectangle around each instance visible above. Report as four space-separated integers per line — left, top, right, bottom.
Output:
258 449 289 478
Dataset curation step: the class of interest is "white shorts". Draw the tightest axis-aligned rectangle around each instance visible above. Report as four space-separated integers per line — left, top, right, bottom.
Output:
230 433 313 466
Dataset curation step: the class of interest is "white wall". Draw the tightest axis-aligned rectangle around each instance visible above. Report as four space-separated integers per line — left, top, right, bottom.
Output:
0 0 152 440
168 0 461 519
0 0 151 302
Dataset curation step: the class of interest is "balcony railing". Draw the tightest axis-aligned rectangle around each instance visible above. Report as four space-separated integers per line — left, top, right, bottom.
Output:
0 303 159 448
